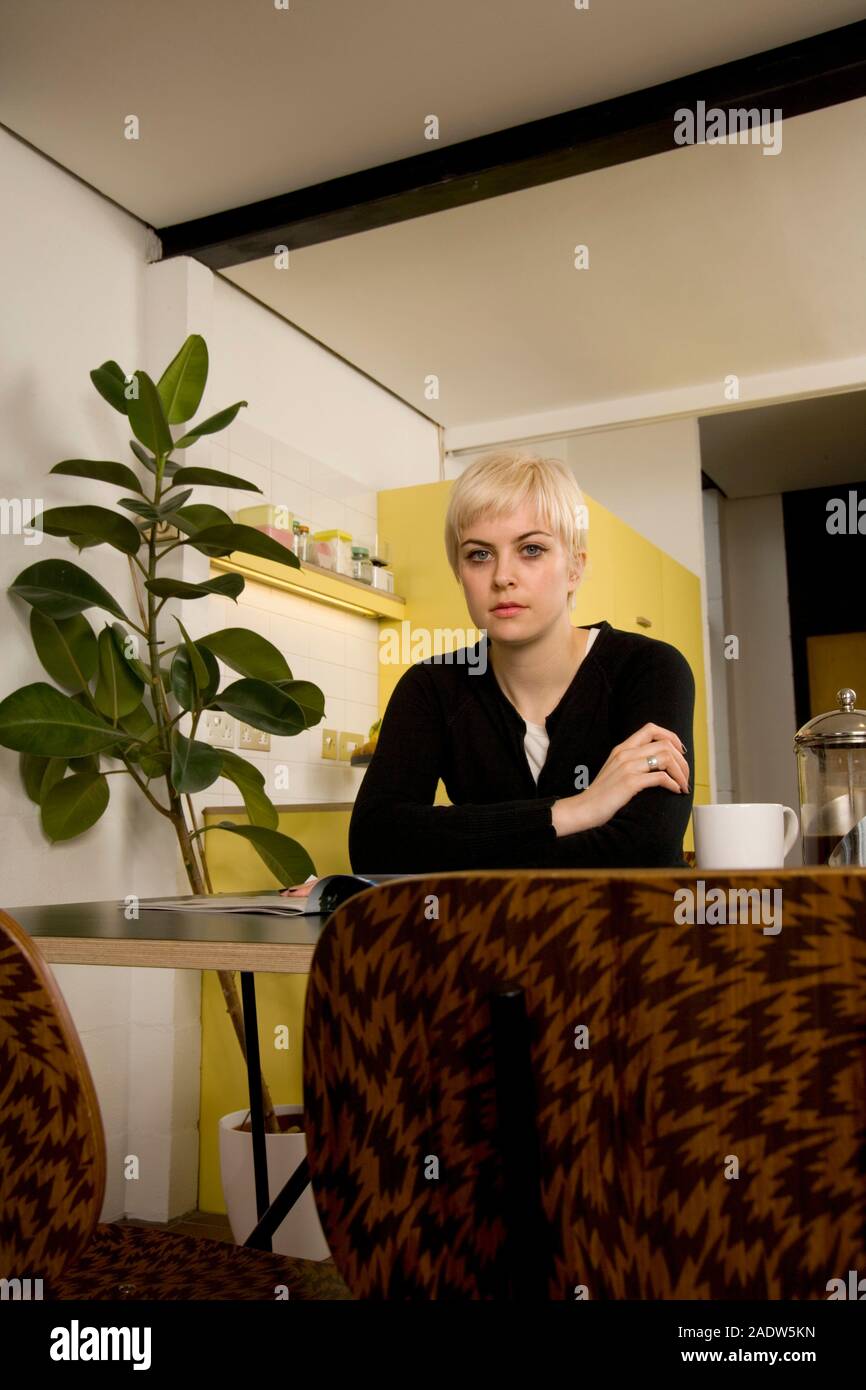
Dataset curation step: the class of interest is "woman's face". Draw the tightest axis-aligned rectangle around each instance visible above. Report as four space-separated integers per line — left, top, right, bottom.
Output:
457 501 584 642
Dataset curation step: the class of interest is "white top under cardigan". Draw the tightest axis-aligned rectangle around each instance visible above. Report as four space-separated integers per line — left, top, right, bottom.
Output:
523 628 601 783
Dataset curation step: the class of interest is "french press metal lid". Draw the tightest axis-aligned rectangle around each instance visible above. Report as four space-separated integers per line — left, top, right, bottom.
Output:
794 688 866 747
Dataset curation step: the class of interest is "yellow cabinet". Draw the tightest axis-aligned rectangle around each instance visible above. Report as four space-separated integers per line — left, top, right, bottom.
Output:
572 495 616 628
608 514 664 640
661 553 710 790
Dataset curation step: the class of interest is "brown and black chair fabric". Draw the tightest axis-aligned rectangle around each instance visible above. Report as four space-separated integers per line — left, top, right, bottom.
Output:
0 908 352 1300
303 868 866 1300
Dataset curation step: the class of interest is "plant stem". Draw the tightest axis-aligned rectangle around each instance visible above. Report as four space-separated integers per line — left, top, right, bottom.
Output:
141 455 278 1134
168 794 278 1133
184 792 214 893
120 757 172 816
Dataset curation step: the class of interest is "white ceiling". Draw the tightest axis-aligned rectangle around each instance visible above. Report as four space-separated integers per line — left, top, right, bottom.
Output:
2 0 865 492
2 0 863 224
225 96 866 429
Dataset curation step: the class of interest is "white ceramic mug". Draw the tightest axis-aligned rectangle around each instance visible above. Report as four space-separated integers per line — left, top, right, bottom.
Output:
693 803 800 869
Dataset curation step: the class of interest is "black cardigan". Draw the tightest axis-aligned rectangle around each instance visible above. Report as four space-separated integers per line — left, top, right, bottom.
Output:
348 620 696 872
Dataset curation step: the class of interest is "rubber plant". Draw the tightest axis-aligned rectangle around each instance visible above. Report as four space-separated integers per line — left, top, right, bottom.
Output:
0 334 325 1132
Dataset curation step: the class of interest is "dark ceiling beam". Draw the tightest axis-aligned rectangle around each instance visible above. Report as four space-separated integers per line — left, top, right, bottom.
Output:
156 19 866 271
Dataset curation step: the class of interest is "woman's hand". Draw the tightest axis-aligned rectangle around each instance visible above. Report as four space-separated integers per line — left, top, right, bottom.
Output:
552 722 689 837
280 878 320 897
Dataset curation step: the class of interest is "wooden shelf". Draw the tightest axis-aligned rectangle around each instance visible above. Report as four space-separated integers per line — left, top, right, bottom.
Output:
210 552 405 619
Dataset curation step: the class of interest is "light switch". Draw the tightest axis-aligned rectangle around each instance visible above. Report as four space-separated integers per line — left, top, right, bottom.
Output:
321 728 338 760
338 731 365 761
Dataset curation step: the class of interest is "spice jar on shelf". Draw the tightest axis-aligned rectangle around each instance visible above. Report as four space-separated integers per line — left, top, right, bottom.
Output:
292 519 310 561
351 544 373 584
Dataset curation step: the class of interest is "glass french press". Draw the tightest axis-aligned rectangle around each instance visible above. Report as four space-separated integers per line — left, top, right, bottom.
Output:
794 688 866 865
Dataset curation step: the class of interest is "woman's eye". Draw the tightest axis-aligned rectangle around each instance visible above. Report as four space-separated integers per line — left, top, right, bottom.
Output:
469 544 544 561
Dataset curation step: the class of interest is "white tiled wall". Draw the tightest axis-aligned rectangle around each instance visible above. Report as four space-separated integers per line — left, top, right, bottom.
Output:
178 422 382 819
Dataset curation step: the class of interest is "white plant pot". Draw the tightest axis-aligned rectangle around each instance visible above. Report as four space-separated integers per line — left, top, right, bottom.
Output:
218 1104 331 1260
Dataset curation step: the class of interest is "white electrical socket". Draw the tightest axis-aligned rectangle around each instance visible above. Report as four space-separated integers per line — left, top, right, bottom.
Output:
238 722 271 752
201 711 235 747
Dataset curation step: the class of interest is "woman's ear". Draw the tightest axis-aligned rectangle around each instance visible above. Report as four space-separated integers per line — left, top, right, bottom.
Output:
568 550 587 593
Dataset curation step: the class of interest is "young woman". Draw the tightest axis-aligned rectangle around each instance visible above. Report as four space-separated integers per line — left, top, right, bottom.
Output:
344 451 694 874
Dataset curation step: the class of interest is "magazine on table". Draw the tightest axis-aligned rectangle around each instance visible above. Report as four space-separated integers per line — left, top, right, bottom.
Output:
136 873 414 917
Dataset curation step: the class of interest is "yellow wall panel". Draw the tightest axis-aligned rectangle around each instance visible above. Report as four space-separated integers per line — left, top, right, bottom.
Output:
661 554 710 789
609 515 664 640
573 495 616 628
198 805 352 1213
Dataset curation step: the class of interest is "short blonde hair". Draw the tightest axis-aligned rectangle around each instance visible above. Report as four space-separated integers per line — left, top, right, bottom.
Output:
444 450 589 612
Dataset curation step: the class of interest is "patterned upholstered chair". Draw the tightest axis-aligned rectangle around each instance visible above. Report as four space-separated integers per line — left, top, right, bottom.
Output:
0 908 352 1300
303 868 866 1299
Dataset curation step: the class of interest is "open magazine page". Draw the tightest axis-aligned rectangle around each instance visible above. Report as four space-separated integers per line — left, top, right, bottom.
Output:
136 873 415 916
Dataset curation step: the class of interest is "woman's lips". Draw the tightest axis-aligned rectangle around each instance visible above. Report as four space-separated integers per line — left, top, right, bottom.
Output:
491 604 526 615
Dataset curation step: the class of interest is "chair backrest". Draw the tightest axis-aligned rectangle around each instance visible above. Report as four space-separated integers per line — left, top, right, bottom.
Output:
0 909 106 1283
302 869 866 1299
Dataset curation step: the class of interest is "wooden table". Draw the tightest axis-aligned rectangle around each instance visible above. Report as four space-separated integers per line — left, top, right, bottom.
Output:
13 894 335 1251
13 895 329 973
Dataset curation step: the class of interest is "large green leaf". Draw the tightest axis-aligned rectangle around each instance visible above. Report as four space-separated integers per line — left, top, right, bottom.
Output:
118 704 162 773
0 683 133 755
28 505 142 556
30 611 98 691
93 627 145 721
173 401 247 449
117 498 161 523
170 633 219 711
157 335 209 424
127 370 174 456
167 467 261 493
167 504 236 556
170 730 222 793
110 623 151 685
198 628 291 682
219 750 279 829
208 823 315 886
173 503 233 533
10 560 129 621
50 459 146 494
41 771 110 842
118 490 192 522
212 678 305 736
187 523 300 569
130 440 180 478
274 679 325 728
145 573 245 602
69 754 101 775
40 756 69 801
20 752 51 803
90 360 128 414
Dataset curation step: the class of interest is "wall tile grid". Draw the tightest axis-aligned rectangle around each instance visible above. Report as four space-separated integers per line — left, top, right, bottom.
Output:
183 421 381 818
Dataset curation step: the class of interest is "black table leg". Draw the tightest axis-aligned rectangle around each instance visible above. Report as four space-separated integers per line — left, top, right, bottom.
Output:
240 971 271 1246
239 969 314 1252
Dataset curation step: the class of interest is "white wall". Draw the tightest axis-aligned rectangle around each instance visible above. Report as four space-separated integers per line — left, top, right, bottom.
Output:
0 131 440 1224
718 493 801 858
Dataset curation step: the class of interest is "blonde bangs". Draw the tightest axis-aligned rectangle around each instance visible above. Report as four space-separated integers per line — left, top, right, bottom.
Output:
444 451 589 605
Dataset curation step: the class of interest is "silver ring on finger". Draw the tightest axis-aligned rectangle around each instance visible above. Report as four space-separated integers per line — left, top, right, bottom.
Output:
646 754 659 771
